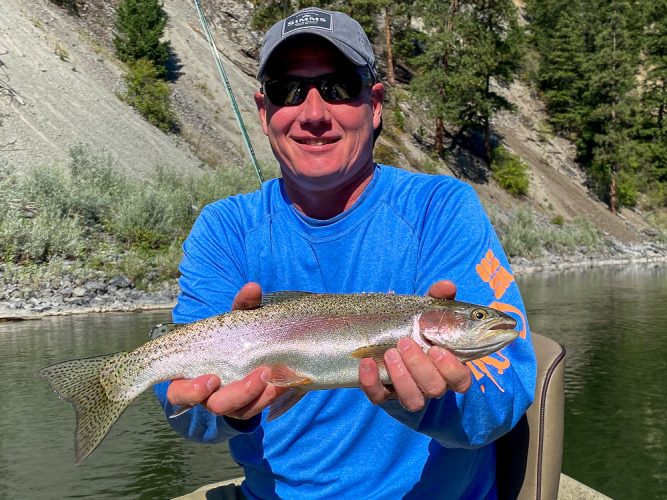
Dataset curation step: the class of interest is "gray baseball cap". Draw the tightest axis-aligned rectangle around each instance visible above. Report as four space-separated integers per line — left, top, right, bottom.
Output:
257 8 377 82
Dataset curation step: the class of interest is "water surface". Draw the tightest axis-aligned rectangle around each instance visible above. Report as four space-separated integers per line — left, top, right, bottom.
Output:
0 311 243 500
518 264 667 499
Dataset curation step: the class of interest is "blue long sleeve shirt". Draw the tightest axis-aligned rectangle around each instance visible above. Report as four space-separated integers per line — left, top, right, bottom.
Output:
155 164 536 499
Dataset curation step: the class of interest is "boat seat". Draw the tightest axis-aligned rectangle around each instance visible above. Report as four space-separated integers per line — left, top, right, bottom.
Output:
496 333 567 500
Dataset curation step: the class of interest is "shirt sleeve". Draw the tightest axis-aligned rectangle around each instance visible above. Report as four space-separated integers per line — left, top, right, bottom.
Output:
153 200 262 443
381 180 537 448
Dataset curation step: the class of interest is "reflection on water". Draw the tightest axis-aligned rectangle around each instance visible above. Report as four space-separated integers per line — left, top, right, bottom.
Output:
0 311 242 500
518 264 667 500
1 265 666 499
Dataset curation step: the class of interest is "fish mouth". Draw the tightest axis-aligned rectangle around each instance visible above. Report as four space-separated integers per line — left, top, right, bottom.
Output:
489 316 517 331
452 318 519 362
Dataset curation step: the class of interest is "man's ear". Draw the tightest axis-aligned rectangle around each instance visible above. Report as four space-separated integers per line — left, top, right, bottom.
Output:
370 83 385 131
254 91 269 136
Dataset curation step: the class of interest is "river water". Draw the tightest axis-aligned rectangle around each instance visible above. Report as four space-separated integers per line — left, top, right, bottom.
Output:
0 265 665 499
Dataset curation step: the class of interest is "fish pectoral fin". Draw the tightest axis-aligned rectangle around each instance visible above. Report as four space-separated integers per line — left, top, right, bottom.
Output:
350 344 394 367
267 388 307 421
267 364 313 387
169 404 194 419
148 323 175 340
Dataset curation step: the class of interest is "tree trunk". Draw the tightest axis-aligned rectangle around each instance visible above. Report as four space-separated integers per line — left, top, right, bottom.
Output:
483 76 492 164
435 117 445 157
483 116 492 165
610 170 618 214
384 6 395 85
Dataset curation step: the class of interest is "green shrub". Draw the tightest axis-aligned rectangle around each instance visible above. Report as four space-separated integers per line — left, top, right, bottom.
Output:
497 209 543 257
617 169 638 208
121 58 177 132
0 207 85 262
373 142 401 167
497 209 602 258
0 147 273 283
491 146 529 196
393 108 406 132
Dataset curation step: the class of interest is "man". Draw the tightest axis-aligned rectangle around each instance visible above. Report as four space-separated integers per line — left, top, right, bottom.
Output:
155 7 536 499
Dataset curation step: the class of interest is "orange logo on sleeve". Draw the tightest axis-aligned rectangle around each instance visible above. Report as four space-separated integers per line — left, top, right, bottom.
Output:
470 249 524 393
476 249 515 299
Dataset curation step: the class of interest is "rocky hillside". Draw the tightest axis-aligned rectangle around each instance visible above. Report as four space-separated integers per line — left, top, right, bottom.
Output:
0 0 661 247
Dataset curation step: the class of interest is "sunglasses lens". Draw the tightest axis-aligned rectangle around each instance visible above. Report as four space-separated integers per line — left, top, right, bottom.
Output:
264 80 304 106
263 72 366 106
320 74 362 102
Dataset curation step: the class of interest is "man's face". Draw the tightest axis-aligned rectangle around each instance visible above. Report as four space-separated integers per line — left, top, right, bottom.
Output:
255 42 384 194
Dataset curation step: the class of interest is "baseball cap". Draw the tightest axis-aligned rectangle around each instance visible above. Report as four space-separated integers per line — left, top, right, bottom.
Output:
257 8 377 82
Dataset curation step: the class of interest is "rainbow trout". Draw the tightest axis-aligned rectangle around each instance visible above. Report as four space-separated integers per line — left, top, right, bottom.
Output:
39 292 518 463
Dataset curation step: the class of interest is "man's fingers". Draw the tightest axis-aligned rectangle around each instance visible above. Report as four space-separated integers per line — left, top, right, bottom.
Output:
226 385 289 420
427 280 457 300
232 282 263 310
204 367 271 416
428 347 472 394
398 338 446 399
167 374 220 407
359 358 391 405
384 348 425 412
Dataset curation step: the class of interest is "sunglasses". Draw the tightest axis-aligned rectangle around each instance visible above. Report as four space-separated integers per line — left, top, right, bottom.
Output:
262 70 374 107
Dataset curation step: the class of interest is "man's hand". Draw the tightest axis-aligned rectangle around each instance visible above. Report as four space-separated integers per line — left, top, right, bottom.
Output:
359 280 472 411
166 282 287 420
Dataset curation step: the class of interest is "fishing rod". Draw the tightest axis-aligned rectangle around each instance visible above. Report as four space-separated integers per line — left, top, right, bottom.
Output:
192 0 264 186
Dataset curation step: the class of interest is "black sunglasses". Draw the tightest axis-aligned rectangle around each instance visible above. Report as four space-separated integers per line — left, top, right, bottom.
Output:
262 70 374 107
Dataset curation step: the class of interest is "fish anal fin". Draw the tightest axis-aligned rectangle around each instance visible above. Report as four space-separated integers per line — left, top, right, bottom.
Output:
267 364 313 387
267 388 307 421
350 345 393 367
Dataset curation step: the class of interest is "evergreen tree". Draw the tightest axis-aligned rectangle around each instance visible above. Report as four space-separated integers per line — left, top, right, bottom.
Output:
582 0 639 212
411 0 523 162
537 9 587 137
114 0 170 75
638 0 667 202
410 0 459 156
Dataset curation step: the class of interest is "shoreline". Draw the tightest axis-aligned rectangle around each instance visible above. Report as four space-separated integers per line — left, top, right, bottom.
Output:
2 247 666 322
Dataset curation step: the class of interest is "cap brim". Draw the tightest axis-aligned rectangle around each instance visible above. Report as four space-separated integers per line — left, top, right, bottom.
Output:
257 33 368 80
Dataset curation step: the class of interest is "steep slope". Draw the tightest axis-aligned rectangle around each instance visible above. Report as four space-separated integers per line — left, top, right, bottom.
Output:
490 81 650 244
0 0 276 176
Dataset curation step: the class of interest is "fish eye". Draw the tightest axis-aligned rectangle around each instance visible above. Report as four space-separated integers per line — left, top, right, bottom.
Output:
471 308 488 320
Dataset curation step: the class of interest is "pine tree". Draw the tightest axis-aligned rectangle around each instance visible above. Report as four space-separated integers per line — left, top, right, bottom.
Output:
412 0 523 162
410 0 459 156
114 0 170 75
537 9 587 137
639 0 667 200
582 1 639 212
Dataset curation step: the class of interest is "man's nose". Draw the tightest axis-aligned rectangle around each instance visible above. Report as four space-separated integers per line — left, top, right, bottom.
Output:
299 86 331 124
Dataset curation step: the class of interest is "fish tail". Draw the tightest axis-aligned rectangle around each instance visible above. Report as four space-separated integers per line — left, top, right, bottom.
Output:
39 354 134 464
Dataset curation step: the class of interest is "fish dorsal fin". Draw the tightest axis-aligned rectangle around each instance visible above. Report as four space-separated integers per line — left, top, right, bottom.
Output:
267 364 313 387
149 323 175 340
267 388 307 422
350 345 394 367
261 291 315 307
